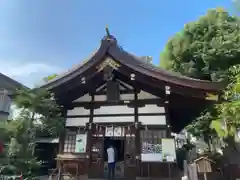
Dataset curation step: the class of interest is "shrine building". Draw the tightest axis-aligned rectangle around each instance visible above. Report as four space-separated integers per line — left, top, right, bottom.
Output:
42 31 224 180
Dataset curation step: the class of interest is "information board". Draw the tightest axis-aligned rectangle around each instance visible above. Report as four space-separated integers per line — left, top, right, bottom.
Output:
162 138 176 162
75 134 87 153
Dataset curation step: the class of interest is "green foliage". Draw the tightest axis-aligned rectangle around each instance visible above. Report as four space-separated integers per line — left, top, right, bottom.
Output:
211 65 240 142
160 8 240 81
0 119 41 176
186 109 217 150
0 86 64 175
159 7 240 153
186 110 215 137
14 87 64 138
43 74 58 83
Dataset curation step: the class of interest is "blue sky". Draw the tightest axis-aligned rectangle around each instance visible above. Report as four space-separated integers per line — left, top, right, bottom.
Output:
0 0 233 87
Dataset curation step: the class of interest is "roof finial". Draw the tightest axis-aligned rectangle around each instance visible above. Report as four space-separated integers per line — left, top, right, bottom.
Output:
105 25 111 37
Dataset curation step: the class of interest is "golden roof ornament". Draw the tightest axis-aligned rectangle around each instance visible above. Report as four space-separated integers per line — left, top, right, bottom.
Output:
103 25 117 42
105 25 111 37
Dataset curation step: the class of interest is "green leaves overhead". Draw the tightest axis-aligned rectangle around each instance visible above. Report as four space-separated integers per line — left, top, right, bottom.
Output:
160 8 240 81
210 65 240 142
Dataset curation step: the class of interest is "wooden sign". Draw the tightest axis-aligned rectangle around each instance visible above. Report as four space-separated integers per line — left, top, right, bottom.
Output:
194 157 214 173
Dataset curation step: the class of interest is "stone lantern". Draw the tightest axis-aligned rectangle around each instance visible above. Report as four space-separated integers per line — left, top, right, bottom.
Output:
0 89 11 120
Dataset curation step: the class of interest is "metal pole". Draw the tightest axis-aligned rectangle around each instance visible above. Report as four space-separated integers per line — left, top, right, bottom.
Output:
148 163 151 180
168 163 172 180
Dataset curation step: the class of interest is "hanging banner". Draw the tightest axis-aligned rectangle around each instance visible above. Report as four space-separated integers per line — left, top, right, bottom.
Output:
105 126 125 137
75 134 87 153
162 138 176 162
105 126 114 137
114 127 125 137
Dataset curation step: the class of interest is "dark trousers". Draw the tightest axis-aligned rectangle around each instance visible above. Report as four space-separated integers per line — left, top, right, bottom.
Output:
108 162 115 180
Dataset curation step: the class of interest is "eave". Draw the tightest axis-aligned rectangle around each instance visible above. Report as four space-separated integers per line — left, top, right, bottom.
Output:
41 35 226 94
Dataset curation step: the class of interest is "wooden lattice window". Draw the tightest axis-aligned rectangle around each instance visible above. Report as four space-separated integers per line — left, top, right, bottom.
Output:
64 129 86 153
64 132 76 153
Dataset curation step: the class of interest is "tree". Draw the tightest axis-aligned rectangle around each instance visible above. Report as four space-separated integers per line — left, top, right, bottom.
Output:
160 8 240 81
14 87 64 138
211 65 240 147
0 86 64 176
0 117 41 176
185 108 217 151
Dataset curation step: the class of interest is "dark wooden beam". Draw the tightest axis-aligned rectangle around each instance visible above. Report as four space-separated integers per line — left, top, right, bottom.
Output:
95 89 134 95
139 125 167 129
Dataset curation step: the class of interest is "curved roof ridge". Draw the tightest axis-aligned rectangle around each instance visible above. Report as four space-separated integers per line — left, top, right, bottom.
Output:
42 35 225 91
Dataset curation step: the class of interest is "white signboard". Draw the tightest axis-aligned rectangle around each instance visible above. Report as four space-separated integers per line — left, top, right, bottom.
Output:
162 138 176 162
75 134 87 153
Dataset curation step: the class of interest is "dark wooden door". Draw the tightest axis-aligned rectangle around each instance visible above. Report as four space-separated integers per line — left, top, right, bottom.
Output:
124 127 137 180
88 127 105 179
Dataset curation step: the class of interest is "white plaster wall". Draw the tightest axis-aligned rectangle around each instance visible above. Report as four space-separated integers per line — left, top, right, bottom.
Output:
73 91 159 102
66 115 166 126
67 107 89 116
66 117 89 126
66 105 166 126
139 115 166 125
94 105 134 115
67 105 164 116
93 116 134 123
138 105 165 113
138 91 159 99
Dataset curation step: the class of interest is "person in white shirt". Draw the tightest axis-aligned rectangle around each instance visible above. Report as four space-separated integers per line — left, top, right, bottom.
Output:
107 145 116 180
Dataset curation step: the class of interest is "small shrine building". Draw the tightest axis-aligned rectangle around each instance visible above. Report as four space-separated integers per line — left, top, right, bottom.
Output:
42 31 224 180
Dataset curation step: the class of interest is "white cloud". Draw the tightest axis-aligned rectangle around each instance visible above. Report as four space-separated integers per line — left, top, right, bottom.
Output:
0 61 63 88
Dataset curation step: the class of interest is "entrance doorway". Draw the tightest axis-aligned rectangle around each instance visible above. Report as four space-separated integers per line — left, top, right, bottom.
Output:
104 137 125 178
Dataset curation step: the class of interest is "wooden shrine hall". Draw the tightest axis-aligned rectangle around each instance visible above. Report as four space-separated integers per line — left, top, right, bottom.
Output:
42 30 224 180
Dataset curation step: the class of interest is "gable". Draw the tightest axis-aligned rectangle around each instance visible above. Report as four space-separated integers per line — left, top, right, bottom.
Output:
73 89 160 103
0 75 21 93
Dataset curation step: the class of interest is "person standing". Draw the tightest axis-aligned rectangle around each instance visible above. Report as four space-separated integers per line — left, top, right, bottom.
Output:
107 145 116 180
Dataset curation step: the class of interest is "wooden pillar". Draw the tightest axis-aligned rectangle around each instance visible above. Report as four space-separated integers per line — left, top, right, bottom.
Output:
58 108 68 154
57 107 70 180
86 94 94 170
164 85 171 137
134 89 140 178
164 86 173 179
